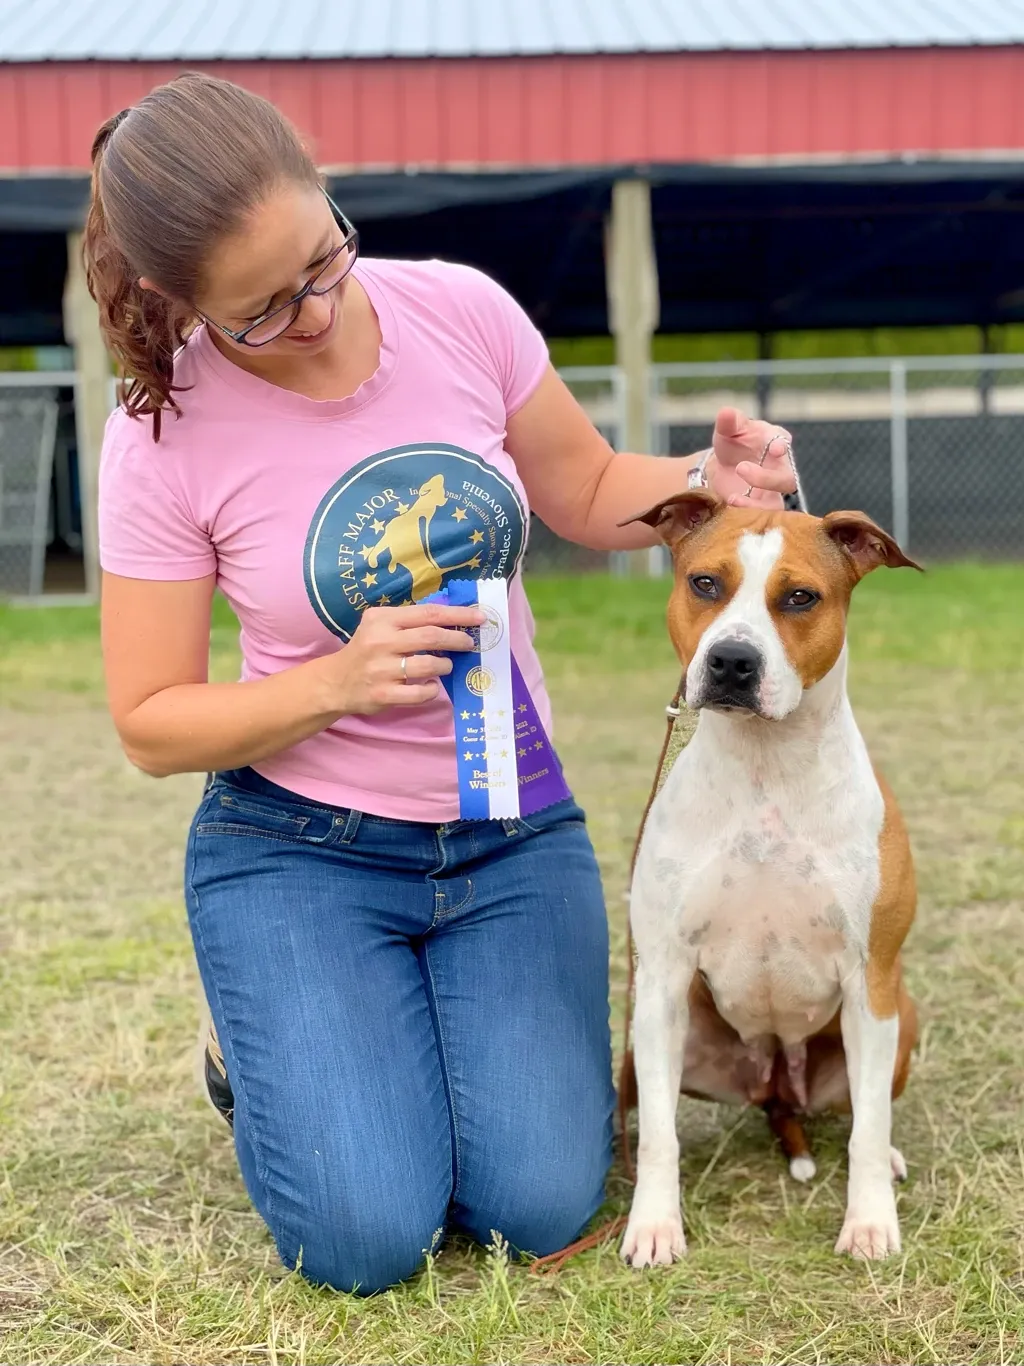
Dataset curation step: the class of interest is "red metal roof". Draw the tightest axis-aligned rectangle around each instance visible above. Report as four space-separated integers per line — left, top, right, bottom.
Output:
2 47 1023 174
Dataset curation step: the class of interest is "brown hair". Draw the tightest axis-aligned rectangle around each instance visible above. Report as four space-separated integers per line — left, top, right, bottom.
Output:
83 72 319 440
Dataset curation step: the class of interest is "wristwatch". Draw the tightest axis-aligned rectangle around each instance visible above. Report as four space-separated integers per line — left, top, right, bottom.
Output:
687 448 714 490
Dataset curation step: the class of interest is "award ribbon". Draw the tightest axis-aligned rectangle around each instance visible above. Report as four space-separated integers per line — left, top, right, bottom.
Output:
427 578 571 821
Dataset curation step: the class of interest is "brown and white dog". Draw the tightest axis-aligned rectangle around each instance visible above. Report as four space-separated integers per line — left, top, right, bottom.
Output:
619 490 921 1265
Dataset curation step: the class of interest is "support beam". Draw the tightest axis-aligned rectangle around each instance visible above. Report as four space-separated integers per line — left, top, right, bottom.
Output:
62 231 110 601
605 177 661 576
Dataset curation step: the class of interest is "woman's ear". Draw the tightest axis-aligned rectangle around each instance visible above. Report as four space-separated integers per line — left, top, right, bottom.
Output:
138 277 169 297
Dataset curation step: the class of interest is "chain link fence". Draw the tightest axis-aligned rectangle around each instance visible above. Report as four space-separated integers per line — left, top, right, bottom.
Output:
0 382 60 598
653 356 1024 560
534 355 1024 570
2 359 1019 595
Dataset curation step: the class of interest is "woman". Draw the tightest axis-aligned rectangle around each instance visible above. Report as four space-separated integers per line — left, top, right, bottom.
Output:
90 72 796 1295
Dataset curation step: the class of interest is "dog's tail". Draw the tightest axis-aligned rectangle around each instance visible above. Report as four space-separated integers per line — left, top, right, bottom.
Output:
764 1099 816 1183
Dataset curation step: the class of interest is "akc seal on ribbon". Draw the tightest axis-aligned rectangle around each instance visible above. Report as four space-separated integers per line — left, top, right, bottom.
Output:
427 578 571 821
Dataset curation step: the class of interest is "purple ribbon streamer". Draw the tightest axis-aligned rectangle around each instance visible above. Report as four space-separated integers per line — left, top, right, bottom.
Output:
508 652 571 816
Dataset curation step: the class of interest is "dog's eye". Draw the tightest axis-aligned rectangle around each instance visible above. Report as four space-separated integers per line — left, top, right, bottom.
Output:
689 575 719 600
782 588 819 611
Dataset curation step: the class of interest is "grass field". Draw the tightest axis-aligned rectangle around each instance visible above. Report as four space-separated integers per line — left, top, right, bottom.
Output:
1 566 1022 1365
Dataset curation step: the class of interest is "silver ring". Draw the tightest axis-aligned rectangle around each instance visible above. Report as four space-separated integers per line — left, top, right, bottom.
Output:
399 655 408 681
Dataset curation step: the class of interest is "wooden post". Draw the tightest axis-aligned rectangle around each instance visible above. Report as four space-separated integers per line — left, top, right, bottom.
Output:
605 178 661 576
62 230 111 600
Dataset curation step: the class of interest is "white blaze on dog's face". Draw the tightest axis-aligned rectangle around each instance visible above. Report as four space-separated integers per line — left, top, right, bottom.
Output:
622 491 920 721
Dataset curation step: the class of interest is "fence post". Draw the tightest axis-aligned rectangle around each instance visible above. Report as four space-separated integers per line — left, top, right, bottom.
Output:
605 178 661 577
889 360 910 550
63 230 110 600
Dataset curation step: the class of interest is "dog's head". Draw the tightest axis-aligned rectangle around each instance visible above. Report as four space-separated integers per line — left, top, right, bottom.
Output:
621 491 921 721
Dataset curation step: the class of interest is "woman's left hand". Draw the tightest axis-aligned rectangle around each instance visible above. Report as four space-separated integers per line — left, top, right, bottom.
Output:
708 407 798 509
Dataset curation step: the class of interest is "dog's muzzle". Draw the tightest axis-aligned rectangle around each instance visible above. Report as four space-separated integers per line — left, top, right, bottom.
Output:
701 638 764 711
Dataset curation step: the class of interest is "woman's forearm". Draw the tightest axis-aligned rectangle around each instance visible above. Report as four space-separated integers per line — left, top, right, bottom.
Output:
119 657 342 778
574 450 707 551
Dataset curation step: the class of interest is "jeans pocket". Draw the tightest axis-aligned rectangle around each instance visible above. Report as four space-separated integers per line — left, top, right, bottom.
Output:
195 791 347 845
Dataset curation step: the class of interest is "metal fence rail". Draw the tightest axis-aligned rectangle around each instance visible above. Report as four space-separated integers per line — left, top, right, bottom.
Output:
1 359 1019 596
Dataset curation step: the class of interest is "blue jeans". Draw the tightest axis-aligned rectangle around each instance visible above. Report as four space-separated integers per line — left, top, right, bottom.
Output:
184 767 614 1295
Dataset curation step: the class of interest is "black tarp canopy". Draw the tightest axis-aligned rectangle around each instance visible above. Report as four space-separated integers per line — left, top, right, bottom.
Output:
6 160 1024 346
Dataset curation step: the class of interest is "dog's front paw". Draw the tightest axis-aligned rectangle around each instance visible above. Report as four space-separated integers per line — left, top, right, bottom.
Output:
834 1189 901 1260
620 1202 686 1268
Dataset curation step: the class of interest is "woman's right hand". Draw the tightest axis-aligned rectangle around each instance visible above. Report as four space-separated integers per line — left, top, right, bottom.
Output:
317 602 485 716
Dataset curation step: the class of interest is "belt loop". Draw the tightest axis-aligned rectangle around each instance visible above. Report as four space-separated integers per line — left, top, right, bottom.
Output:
336 808 362 845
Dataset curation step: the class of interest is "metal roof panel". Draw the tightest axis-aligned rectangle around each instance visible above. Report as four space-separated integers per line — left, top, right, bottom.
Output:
5 0 1024 61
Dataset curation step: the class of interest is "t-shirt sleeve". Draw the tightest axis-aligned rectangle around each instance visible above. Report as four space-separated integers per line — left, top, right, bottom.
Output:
98 412 217 580
446 263 550 417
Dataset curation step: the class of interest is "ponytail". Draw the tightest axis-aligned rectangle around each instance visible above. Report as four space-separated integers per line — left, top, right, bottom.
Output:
81 75 319 442
83 109 191 442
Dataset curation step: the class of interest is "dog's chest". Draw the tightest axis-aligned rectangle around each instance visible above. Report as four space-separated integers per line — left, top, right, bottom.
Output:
687 829 855 1042
635 725 883 1046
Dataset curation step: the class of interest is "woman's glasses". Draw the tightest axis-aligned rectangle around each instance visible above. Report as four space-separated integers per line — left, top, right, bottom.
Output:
201 192 359 347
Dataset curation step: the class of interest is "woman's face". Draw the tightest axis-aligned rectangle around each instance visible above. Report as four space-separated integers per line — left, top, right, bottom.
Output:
191 182 353 359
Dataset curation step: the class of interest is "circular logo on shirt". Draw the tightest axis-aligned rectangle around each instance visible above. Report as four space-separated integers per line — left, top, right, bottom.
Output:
303 443 527 641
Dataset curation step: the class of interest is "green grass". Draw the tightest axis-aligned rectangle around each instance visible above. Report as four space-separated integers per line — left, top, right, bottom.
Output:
527 563 1024 671
2 562 1020 697
547 323 1024 369
1 566 1023 1364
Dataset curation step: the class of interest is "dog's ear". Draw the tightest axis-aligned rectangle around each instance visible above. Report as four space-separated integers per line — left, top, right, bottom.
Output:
617 488 722 547
821 511 923 580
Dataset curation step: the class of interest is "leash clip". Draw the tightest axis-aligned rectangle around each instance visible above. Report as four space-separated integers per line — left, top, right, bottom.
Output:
665 702 681 719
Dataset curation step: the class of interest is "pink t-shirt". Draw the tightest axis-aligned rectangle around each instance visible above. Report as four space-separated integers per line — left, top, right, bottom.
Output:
98 258 553 822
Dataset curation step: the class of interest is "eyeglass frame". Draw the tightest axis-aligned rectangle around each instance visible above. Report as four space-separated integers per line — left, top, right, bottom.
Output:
197 190 359 347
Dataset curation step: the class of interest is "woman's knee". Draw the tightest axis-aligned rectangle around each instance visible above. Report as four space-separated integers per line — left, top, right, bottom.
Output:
458 1141 612 1259
249 1133 451 1296
277 1206 445 1296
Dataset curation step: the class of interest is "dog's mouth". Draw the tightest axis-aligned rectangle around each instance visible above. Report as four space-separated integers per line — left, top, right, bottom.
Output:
700 693 761 715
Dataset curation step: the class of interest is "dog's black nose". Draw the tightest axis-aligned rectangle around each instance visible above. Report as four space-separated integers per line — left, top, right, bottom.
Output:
707 640 762 696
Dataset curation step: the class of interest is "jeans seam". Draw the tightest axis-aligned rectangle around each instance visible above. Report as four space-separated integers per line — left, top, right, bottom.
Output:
185 836 284 1262
428 828 447 879
194 824 325 845
421 940 462 1207
217 793 311 833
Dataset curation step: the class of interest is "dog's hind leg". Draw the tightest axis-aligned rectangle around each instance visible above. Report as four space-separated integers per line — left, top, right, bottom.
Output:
764 1099 816 1183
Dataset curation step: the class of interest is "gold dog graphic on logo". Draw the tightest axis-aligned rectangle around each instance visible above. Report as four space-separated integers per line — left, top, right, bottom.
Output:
365 473 483 600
